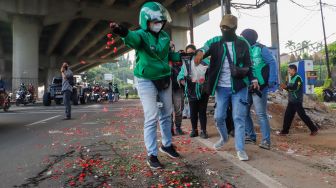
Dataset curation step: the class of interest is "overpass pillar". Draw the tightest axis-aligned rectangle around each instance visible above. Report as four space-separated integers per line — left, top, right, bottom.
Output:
170 28 188 52
12 15 41 91
44 56 60 90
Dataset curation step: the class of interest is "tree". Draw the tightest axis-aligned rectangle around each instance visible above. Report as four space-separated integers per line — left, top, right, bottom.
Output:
285 40 297 57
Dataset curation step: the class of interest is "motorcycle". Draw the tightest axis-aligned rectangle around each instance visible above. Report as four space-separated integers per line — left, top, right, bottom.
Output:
0 91 10 112
323 88 336 102
16 91 35 106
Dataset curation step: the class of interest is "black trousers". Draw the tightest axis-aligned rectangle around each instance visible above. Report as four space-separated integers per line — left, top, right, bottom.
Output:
282 102 318 133
189 94 209 131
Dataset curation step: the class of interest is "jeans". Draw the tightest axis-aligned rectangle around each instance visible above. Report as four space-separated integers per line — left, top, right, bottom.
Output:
245 88 271 144
189 94 209 131
63 90 72 118
171 88 184 129
215 87 248 152
136 77 173 156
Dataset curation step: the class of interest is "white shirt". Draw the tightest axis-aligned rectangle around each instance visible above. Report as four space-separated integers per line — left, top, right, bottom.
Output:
218 42 233 88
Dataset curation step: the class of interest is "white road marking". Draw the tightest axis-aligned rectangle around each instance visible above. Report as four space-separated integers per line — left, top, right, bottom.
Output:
196 138 287 188
24 115 61 127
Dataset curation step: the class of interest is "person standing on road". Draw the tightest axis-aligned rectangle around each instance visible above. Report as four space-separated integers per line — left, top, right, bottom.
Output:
108 82 113 103
61 62 73 120
194 14 259 161
278 64 319 136
110 1 180 169
240 29 278 150
178 44 210 139
169 41 184 136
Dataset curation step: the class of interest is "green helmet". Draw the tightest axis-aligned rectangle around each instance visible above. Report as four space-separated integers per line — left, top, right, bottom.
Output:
139 2 172 30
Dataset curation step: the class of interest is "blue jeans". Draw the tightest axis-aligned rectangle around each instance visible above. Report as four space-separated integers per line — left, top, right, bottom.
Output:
136 77 173 156
246 88 271 144
63 90 72 118
215 87 248 152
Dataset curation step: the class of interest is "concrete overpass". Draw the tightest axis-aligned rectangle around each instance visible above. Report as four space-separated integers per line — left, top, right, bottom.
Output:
0 0 279 91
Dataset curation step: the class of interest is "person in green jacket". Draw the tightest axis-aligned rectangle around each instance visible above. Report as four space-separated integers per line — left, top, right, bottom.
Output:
278 64 319 136
177 44 210 139
110 1 179 169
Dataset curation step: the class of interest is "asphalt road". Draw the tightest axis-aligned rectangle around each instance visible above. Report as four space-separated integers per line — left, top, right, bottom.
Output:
0 101 334 188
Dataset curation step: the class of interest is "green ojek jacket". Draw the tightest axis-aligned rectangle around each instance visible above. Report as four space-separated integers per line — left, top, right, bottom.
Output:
122 29 179 80
250 44 269 88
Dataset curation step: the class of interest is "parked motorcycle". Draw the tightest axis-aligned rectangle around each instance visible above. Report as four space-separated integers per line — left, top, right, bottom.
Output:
323 88 336 102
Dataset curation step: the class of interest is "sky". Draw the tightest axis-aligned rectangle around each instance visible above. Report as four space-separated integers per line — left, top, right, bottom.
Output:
191 0 336 54
126 0 336 61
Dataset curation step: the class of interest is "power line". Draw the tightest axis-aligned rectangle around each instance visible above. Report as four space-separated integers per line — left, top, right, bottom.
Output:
288 0 320 11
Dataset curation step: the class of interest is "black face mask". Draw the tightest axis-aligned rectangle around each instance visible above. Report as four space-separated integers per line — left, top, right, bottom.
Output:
221 28 236 42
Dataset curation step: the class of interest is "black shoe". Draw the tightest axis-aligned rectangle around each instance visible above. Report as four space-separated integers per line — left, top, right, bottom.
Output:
245 137 256 144
175 128 184 135
159 145 180 159
147 155 163 169
190 130 198 137
200 130 208 139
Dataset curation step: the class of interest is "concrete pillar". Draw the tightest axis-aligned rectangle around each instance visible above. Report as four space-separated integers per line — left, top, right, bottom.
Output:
269 0 281 83
12 15 41 91
0 37 5 76
44 56 62 91
170 28 188 52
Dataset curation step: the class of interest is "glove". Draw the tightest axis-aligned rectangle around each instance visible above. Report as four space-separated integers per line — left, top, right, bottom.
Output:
110 22 128 37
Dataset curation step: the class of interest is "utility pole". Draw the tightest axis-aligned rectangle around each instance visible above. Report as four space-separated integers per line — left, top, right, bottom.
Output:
319 0 331 79
221 0 231 16
269 0 281 83
188 0 194 44
225 0 231 14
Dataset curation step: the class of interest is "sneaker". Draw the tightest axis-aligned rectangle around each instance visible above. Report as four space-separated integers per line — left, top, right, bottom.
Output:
175 128 184 135
182 116 187 119
189 130 198 137
310 130 318 136
200 130 208 139
159 145 180 159
237 151 249 161
147 155 163 169
259 141 271 150
245 137 256 145
276 130 288 136
213 139 225 150
62 117 71 120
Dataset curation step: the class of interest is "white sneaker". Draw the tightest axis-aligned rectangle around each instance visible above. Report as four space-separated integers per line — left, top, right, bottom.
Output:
213 139 225 150
237 151 249 161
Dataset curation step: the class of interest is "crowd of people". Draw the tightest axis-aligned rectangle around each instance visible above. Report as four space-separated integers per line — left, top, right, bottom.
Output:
109 1 319 169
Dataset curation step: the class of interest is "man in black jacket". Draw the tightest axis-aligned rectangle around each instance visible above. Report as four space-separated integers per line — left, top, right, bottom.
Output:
194 14 258 161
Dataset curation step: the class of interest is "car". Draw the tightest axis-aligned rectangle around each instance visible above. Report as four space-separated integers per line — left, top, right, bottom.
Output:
43 77 79 106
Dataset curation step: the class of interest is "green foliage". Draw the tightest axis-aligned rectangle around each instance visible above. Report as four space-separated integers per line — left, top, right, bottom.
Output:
84 55 138 97
280 63 288 83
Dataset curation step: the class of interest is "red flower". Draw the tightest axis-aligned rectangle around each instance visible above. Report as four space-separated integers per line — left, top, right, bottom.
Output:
107 33 113 38
69 181 76 186
113 47 117 53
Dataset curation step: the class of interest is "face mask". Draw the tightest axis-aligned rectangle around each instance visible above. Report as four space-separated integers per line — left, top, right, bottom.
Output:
149 22 163 33
221 28 236 41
